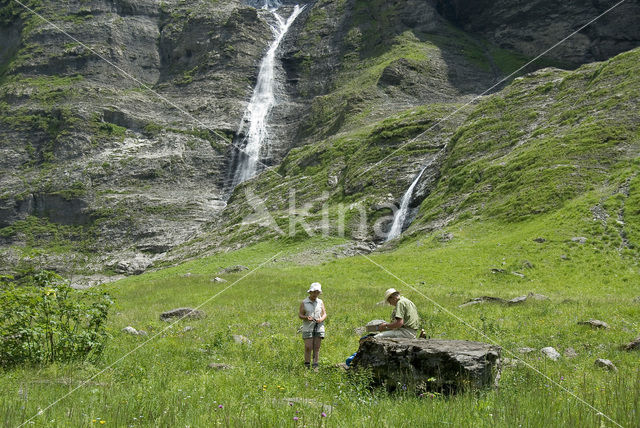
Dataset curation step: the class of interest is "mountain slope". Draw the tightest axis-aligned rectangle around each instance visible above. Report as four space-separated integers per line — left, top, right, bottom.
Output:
0 0 638 281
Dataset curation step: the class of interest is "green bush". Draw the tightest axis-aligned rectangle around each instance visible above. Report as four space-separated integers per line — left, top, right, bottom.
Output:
0 271 113 369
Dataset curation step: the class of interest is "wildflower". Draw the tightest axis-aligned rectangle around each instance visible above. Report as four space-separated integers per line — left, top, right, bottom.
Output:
293 417 299 421
92 420 97 423
218 405 223 409
321 412 327 417
100 422 106 425
289 402 293 406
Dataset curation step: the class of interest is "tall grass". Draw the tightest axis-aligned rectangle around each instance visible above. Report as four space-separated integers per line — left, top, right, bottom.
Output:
1 211 639 427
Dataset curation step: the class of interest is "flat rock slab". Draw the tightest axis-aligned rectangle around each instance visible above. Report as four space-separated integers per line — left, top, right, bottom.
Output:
160 307 206 321
578 319 610 329
460 292 548 308
217 265 248 275
351 338 501 393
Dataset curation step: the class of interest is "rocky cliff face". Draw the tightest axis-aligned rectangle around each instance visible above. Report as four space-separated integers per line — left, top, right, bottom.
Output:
0 0 638 282
437 0 640 65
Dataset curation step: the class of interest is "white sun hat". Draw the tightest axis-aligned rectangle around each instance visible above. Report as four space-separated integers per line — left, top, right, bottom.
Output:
307 282 322 293
384 288 399 302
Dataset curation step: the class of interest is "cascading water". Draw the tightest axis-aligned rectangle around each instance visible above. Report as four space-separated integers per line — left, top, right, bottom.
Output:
386 166 428 241
230 3 304 187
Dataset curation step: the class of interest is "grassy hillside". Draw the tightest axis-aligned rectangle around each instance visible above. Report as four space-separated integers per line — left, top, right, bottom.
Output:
212 47 640 255
1 200 639 426
412 48 640 231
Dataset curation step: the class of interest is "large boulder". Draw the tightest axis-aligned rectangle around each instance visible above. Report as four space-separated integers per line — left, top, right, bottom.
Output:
351 337 501 393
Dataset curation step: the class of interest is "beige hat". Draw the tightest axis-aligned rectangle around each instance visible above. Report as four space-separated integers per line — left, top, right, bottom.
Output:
307 282 322 293
384 288 399 302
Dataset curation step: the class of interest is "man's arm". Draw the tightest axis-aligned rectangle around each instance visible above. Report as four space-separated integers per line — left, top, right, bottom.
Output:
379 317 404 331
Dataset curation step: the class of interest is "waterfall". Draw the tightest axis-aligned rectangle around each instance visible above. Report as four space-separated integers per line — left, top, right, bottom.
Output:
230 4 304 187
386 166 428 241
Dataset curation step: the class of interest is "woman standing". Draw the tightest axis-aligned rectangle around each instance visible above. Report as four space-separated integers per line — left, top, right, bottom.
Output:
298 282 327 371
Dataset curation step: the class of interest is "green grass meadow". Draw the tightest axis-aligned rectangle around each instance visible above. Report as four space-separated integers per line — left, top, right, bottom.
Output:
1 203 639 427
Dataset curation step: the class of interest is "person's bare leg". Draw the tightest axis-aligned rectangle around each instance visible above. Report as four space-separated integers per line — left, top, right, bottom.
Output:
304 338 313 367
312 337 321 370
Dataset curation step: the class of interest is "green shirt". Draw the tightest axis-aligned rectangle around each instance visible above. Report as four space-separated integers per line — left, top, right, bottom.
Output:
391 297 420 330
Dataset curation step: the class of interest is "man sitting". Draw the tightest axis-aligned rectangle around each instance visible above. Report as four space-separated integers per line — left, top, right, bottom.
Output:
375 288 420 338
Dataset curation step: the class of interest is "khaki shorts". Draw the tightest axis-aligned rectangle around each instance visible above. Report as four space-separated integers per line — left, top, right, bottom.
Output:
302 330 325 339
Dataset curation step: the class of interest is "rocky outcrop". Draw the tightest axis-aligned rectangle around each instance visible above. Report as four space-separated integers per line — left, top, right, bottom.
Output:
437 0 640 65
1 0 639 279
351 337 501 392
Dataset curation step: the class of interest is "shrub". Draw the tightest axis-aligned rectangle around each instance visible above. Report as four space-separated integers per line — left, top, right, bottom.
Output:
0 271 113 369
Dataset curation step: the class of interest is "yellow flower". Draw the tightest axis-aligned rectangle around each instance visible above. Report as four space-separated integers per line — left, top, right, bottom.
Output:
92 420 96 423
100 421 106 425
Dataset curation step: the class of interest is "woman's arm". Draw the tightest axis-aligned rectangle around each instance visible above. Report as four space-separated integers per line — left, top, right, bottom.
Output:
299 302 313 321
316 302 327 323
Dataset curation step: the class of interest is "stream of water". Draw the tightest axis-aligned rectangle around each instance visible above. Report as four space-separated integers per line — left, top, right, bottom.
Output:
386 165 428 241
230 3 304 187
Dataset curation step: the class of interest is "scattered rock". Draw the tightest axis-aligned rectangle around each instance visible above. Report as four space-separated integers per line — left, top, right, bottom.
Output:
334 362 349 371
437 232 454 243
541 347 561 361
354 242 375 253
351 337 501 392
461 292 546 308
501 357 519 367
259 322 271 328
633 296 640 304
623 337 640 351
207 363 232 370
459 296 505 307
354 327 367 336
491 268 506 274
182 326 194 333
112 254 153 275
560 254 570 260
533 237 546 243
511 271 525 278
517 347 536 354
122 326 140 335
211 277 227 283
217 265 248 275
232 334 251 345
522 260 534 269
182 272 192 277
564 347 578 358
594 359 617 371
577 319 610 329
507 295 528 305
571 237 588 244
160 308 206 321
327 175 338 188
